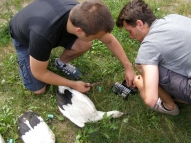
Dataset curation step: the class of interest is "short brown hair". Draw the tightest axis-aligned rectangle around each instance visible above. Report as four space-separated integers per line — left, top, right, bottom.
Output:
116 0 156 28
70 0 114 36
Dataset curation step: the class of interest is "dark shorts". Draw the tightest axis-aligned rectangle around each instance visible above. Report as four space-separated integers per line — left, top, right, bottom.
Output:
159 66 191 104
13 39 46 92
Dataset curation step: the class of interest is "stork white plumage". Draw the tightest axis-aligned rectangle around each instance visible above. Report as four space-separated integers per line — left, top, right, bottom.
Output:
0 134 5 143
17 110 55 143
56 86 124 128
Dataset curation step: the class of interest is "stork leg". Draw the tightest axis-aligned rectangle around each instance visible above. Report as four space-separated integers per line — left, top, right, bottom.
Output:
91 111 124 122
106 111 124 118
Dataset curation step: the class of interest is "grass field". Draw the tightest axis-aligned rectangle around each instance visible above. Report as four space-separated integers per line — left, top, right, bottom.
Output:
0 0 191 143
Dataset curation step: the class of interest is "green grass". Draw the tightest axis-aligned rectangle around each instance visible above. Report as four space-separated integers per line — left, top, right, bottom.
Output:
1 0 191 143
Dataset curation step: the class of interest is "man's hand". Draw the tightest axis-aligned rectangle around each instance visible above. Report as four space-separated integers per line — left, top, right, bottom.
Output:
73 81 91 93
133 75 143 90
125 67 136 87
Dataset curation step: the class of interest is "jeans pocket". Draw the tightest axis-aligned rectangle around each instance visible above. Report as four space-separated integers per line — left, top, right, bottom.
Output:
168 73 182 95
159 72 180 98
159 73 170 87
18 59 32 85
159 80 170 93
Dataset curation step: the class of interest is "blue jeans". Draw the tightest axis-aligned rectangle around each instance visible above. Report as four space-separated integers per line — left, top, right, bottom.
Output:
12 39 46 92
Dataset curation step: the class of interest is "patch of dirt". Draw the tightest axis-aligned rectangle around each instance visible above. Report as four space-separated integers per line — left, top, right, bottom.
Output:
181 0 190 2
77 0 86 2
159 0 191 18
0 45 15 64
0 19 6 23
51 118 79 143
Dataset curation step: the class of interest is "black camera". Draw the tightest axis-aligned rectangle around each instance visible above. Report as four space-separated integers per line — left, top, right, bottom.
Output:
111 80 137 99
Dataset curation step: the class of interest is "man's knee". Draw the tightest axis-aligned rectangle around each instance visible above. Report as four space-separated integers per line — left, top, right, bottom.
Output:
84 41 92 51
79 41 92 52
74 39 92 52
32 86 46 95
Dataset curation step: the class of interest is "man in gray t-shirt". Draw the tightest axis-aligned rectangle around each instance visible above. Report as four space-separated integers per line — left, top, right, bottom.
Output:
116 0 191 116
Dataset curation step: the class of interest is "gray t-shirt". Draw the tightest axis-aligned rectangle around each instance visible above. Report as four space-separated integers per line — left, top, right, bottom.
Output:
136 14 191 78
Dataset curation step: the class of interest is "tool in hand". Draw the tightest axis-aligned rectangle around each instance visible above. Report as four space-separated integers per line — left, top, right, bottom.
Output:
88 82 102 87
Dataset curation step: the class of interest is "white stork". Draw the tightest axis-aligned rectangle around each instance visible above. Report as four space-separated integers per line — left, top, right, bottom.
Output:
0 134 5 143
56 86 124 128
17 110 55 143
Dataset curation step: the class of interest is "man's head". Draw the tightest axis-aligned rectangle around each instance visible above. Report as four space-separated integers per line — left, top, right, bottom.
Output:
70 0 114 38
116 0 156 42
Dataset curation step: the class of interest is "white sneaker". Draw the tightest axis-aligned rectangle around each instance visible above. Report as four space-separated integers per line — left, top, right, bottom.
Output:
153 98 179 115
